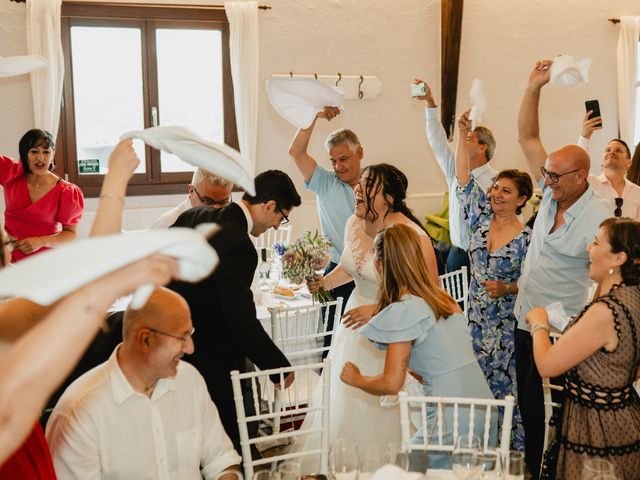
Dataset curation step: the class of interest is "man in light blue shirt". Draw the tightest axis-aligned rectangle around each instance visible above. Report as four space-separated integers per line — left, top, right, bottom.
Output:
288 107 360 326
515 59 610 478
415 80 498 272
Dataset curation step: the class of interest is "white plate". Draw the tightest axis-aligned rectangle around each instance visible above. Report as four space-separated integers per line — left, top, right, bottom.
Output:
273 292 299 300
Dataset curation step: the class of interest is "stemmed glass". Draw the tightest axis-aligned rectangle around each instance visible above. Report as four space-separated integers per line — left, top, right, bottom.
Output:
450 435 481 479
278 461 301 480
477 452 501 480
384 442 410 471
329 438 359 480
582 458 619 479
503 450 525 480
359 445 386 480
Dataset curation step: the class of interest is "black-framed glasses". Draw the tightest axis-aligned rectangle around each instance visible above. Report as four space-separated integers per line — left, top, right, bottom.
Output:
148 327 195 344
614 197 624 217
540 166 581 183
191 185 229 208
275 202 290 225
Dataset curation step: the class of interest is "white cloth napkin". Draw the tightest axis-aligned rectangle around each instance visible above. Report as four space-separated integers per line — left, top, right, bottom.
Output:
0 225 219 307
121 126 255 195
545 301 570 332
265 77 345 129
0 55 48 77
371 465 425 480
550 55 591 87
468 78 486 130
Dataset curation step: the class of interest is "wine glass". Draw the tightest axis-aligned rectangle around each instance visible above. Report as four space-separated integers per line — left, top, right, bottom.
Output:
582 458 618 479
359 445 385 479
503 450 525 480
278 461 301 480
384 442 410 471
450 435 481 479
329 438 359 480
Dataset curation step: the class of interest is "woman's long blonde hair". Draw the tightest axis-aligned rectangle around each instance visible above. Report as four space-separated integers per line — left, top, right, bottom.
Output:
374 223 457 319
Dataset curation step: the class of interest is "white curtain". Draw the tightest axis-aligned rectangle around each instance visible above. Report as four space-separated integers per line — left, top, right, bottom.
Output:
26 0 65 137
616 16 640 144
225 1 259 177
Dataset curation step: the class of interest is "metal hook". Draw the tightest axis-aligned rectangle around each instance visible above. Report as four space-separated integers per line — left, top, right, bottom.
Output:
358 75 364 99
336 72 342 87
289 71 293 78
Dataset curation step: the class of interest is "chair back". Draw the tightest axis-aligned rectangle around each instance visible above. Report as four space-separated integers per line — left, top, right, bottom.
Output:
253 225 293 251
439 266 469 314
270 298 343 365
230 360 331 480
398 392 514 459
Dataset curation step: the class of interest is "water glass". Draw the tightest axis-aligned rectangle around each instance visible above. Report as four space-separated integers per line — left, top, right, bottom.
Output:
384 442 410 471
477 452 500 479
329 438 359 480
358 445 385 479
582 457 619 479
278 461 301 480
450 435 481 479
503 450 525 480
253 471 281 480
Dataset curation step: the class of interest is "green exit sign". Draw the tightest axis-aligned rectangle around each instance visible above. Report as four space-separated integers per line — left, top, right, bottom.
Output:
79 159 100 174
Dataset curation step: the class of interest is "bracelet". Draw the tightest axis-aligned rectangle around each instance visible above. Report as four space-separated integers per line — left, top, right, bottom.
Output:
530 322 550 337
100 193 125 205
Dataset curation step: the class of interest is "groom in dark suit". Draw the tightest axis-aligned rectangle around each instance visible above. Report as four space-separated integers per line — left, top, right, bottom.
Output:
168 169 302 451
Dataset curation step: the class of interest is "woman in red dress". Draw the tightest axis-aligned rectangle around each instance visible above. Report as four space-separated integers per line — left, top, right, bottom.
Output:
0 129 84 263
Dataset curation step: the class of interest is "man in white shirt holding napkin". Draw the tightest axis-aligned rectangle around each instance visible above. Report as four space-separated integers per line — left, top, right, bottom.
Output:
414 79 498 272
46 287 241 480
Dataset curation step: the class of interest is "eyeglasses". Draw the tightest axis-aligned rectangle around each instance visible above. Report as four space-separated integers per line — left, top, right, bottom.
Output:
191 185 229 208
275 202 290 225
540 166 582 183
148 327 195 344
614 197 623 217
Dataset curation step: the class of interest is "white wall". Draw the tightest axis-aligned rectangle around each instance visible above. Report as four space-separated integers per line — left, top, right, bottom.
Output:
2 0 640 237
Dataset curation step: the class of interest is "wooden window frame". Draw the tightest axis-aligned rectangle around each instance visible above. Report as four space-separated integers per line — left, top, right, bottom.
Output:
59 1 238 197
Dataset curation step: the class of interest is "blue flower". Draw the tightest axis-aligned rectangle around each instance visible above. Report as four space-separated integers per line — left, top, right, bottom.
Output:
272 242 286 256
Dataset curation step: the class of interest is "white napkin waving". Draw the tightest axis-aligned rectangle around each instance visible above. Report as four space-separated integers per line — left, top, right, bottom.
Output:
0 225 219 307
371 464 424 480
0 55 48 77
468 78 486 130
265 77 345 129
550 55 591 87
122 126 255 196
545 301 570 332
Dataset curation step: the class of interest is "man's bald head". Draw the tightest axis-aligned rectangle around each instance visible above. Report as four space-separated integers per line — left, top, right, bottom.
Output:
123 287 190 341
551 145 591 172
543 144 591 205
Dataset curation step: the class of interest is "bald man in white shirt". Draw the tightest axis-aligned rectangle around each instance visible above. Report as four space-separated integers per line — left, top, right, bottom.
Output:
46 287 241 480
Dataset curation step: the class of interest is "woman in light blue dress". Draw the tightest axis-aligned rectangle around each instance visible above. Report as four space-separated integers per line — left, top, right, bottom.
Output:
340 223 495 469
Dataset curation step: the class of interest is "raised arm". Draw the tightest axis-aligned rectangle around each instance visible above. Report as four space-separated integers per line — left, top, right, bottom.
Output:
578 110 602 152
518 60 553 182
0 254 179 464
90 139 140 237
288 106 340 182
455 109 472 186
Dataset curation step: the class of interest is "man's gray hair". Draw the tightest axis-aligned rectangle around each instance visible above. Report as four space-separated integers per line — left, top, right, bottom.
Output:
474 126 496 161
324 128 361 154
191 168 233 188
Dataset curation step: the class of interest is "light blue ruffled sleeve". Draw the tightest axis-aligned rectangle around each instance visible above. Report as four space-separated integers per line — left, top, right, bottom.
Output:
360 295 436 350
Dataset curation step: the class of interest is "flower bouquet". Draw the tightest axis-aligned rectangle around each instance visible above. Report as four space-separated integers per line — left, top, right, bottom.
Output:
274 231 333 303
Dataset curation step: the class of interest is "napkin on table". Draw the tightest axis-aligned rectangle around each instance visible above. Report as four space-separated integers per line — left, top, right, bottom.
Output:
371 464 425 480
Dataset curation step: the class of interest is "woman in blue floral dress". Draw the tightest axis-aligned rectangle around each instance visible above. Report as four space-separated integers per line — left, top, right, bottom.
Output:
455 109 533 450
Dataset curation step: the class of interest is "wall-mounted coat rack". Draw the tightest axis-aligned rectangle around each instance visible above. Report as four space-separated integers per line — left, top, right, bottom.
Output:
270 73 383 100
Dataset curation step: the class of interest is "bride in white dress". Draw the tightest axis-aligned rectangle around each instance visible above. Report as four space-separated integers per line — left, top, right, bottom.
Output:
295 164 440 469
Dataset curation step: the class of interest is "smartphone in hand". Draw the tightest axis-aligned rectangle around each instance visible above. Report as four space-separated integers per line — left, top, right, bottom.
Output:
585 99 602 127
410 83 427 97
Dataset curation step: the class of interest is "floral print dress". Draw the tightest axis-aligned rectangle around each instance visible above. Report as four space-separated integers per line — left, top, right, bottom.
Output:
457 177 531 451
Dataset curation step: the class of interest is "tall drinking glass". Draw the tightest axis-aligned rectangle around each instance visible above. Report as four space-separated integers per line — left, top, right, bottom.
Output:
450 435 481 479
329 438 359 480
503 450 525 480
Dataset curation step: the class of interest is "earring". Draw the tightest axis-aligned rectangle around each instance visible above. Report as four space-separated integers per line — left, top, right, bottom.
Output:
609 267 615 275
